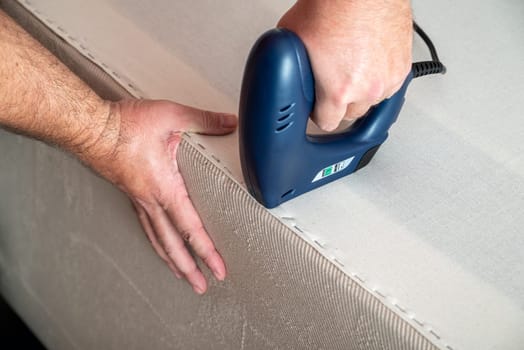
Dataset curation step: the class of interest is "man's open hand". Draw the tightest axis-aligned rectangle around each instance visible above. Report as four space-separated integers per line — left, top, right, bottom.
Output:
87 100 237 294
2 8 236 295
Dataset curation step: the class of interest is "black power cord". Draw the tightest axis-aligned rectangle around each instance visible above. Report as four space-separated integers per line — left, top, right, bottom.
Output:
412 21 447 78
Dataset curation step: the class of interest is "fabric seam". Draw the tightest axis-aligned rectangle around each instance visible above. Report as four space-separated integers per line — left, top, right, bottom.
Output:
15 1 454 349
183 134 452 350
18 0 143 99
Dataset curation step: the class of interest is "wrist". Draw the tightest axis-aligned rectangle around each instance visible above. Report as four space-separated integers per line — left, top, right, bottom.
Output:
71 99 122 176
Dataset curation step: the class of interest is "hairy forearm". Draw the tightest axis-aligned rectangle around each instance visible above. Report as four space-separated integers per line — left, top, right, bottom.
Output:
290 0 412 36
296 0 411 16
0 9 116 162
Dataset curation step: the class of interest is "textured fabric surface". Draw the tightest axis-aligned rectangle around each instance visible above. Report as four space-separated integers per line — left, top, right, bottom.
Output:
1 0 524 349
0 1 438 349
0 129 438 350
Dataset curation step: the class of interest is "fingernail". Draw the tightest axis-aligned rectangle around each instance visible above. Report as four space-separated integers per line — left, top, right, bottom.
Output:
213 267 225 281
221 114 237 128
193 284 205 295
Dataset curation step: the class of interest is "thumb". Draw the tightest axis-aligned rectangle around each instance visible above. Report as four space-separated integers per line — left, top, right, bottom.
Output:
184 108 237 136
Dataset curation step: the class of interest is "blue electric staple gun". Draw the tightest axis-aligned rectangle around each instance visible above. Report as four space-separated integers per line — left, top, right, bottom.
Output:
239 22 445 208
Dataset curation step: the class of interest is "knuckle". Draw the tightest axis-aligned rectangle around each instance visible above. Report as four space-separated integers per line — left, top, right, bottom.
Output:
200 110 221 130
160 239 183 260
180 229 192 243
366 80 385 103
330 85 351 106
164 247 183 266
135 196 158 212
179 225 204 244
179 262 199 276
198 241 217 260
163 244 177 260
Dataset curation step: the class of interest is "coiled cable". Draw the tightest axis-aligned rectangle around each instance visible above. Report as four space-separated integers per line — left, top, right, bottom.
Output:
412 22 447 78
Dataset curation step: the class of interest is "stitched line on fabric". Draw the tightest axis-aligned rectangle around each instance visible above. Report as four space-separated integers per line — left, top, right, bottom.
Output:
287 220 452 348
15 2 454 348
180 135 454 350
18 0 144 98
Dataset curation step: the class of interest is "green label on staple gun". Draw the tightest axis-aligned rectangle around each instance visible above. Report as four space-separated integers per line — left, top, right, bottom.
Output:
312 156 355 183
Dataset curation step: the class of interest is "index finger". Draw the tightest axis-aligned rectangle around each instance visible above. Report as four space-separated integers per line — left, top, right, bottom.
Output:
311 89 348 132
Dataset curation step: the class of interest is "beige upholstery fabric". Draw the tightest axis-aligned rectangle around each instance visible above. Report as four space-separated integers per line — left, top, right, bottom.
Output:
0 1 437 349
1 0 524 349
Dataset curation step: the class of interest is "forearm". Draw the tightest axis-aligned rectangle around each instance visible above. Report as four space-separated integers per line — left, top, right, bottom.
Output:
0 9 116 162
288 0 412 38
0 9 237 294
295 0 412 18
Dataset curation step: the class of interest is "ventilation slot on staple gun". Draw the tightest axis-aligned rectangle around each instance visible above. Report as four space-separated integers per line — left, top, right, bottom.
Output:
278 113 293 122
276 122 293 132
279 103 295 113
281 189 296 198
